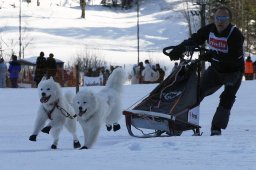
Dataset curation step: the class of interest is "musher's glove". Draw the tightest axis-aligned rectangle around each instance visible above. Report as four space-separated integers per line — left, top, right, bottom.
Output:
182 40 198 51
168 45 184 61
167 39 198 61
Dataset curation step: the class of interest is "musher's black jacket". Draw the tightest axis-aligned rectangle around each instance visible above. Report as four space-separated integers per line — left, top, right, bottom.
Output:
185 23 244 73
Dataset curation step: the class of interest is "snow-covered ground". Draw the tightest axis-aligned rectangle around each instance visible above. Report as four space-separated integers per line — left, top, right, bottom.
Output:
0 82 256 170
0 0 256 170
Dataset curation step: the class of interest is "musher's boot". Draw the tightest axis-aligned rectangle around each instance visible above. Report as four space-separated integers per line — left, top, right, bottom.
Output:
211 106 231 136
211 127 221 136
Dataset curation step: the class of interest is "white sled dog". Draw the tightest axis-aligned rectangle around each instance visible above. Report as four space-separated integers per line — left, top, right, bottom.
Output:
29 77 81 149
73 67 125 149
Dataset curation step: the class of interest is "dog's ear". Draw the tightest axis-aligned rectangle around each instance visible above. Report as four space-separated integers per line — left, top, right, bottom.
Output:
50 76 54 81
41 76 47 81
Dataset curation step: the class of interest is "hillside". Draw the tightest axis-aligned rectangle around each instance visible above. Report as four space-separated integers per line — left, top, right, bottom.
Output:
0 0 190 66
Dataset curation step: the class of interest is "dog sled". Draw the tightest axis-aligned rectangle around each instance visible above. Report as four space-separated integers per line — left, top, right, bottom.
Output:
123 46 206 138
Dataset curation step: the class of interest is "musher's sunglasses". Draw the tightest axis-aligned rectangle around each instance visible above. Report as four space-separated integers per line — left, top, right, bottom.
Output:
215 16 230 22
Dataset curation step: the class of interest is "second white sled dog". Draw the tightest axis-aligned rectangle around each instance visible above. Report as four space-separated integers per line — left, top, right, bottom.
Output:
29 77 81 149
73 67 125 149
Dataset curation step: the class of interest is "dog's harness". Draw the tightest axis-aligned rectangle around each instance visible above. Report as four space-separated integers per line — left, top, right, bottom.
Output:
43 104 56 120
43 100 77 120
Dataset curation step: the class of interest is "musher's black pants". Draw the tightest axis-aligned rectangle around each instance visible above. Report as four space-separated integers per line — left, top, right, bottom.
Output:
199 66 243 129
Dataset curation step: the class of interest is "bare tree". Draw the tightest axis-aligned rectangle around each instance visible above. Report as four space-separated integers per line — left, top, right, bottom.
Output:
73 49 107 72
0 25 33 59
183 0 192 36
20 26 33 58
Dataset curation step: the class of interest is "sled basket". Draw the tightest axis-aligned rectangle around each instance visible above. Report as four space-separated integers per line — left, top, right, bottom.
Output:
123 46 204 137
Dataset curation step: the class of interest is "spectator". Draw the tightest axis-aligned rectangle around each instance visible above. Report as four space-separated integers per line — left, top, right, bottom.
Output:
110 65 115 73
112 0 117 7
130 64 140 84
155 63 165 83
172 62 179 72
34 51 47 86
138 62 144 84
103 69 110 85
86 68 94 77
151 65 160 82
8 55 21 88
121 0 132 9
144 59 151 68
141 63 157 84
253 61 256 79
0 58 8 88
46 53 57 79
244 56 254 80
100 0 106 5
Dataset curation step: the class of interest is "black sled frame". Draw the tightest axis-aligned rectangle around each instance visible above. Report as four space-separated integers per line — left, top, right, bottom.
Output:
123 46 206 138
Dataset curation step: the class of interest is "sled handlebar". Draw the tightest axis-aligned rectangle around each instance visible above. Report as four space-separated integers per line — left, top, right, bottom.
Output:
163 46 208 57
162 46 175 56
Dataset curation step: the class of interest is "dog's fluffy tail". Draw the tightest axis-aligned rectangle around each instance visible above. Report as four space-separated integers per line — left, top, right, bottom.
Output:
106 67 125 92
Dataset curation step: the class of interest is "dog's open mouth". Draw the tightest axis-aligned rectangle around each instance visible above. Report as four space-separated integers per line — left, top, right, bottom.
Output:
79 109 87 116
40 95 51 103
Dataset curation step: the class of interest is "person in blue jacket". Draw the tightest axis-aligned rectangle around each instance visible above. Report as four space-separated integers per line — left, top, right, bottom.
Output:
8 55 21 88
168 6 244 136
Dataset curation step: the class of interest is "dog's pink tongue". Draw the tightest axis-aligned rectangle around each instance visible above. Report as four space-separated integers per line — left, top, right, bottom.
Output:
78 109 87 116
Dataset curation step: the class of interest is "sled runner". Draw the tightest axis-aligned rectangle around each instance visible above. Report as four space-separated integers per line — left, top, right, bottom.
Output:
123 46 206 138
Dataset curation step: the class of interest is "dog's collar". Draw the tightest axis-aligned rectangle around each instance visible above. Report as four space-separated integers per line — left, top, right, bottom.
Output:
49 99 59 106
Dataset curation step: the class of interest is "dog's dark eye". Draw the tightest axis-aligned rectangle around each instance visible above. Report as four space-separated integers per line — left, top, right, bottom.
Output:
83 102 86 104
47 88 50 90
40 88 43 91
77 101 80 104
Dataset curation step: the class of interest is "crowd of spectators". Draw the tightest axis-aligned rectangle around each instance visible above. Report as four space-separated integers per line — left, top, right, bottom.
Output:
1 54 256 88
83 65 119 86
128 60 166 84
100 0 133 10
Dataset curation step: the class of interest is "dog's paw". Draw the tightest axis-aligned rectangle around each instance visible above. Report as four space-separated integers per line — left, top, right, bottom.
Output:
41 126 51 134
74 140 81 149
51 144 57 149
80 146 88 150
106 124 112 131
29 135 37 141
113 124 121 132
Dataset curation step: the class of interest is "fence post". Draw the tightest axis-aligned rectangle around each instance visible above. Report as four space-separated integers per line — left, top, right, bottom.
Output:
75 64 79 93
